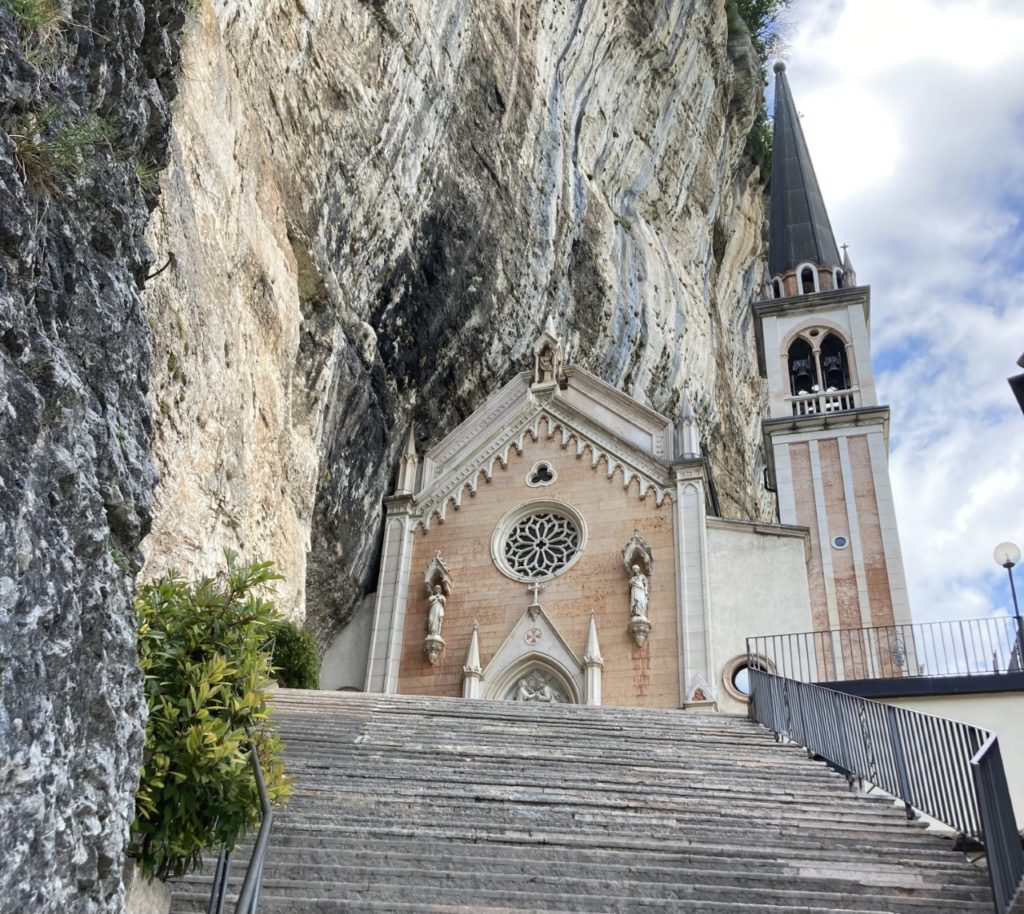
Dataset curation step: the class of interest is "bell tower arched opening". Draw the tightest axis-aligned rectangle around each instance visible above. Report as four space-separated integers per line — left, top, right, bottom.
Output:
800 265 818 295
788 337 816 395
820 333 851 391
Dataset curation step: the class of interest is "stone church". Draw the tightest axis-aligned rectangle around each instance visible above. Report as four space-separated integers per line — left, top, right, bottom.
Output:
336 62 912 715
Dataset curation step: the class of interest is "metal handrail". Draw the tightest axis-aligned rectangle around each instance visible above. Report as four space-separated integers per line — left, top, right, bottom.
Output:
748 668 1023 914
747 616 1024 684
972 734 1023 914
206 744 274 914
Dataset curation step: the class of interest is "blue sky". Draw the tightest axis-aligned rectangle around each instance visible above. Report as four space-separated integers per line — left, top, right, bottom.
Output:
781 0 1024 624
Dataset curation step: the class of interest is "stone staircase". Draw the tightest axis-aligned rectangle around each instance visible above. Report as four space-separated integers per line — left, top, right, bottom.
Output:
169 690 995 913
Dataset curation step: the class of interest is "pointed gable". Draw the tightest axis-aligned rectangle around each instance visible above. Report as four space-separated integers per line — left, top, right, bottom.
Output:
412 365 682 527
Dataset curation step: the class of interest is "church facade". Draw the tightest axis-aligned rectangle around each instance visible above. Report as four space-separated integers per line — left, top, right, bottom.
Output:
357 63 912 714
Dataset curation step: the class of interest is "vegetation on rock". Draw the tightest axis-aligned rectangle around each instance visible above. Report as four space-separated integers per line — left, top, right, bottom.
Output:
269 619 321 689
726 0 789 176
3 0 64 30
130 554 291 880
9 103 113 192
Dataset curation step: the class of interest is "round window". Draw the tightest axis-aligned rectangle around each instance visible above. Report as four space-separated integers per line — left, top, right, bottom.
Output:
732 666 751 696
722 654 773 702
832 535 849 550
492 502 586 582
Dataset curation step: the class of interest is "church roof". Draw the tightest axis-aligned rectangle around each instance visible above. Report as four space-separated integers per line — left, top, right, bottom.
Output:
768 62 842 277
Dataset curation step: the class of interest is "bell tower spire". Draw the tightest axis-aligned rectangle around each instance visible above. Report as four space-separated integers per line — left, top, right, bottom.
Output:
768 61 846 299
753 63 912 636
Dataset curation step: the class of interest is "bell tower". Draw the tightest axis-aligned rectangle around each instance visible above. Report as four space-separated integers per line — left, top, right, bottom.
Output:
754 62 911 632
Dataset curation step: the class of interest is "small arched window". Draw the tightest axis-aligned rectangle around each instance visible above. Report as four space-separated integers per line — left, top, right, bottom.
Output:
833 268 845 290
788 338 816 395
800 266 817 295
820 333 851 391
772 278 783 299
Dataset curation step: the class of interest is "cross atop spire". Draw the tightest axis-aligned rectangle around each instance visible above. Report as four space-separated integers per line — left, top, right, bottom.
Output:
768 61 842 280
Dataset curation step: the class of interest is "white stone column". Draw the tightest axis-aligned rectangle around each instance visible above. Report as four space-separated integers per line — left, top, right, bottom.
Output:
364 496 417 694
582 614 603 706
674 463 713 707
462 625 482 699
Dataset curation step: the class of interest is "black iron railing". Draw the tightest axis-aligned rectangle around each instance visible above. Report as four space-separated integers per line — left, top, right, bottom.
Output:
748 668 1023 914
747 616 1024 684
206 744 274 914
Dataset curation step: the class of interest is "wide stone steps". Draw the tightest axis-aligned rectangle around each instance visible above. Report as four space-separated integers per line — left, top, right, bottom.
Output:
168 690 992 913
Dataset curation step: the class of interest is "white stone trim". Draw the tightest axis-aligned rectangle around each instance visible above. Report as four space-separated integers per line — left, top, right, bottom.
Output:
422 364 674 489
769 416 888 446
837 436 873 627
796 261 820 294
462 625 482 699
866 430 913 625
416 404 674 529
423 373 533 484
808 440 840 629
365 511 416 693
774 441 797 525
672 479 688 708
847 303 877 405
583 615 603 707
384 518 416 693
678 476 711 706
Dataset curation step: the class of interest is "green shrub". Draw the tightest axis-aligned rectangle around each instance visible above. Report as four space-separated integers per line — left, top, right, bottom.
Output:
130 553 291 880
269 618 320 689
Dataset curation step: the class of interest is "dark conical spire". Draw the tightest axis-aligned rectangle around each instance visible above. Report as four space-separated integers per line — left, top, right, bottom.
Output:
768 62 842 278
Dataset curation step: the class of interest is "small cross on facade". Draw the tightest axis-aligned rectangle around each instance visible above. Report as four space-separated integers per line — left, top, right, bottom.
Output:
527 581 544 606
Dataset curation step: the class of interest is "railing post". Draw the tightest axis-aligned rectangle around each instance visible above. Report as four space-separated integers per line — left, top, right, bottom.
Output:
206 849 231 914
1014 616 1024 672
234 744 274 914
885 704 915 820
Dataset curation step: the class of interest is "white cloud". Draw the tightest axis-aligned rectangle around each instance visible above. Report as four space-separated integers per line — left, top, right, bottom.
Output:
784 0 1024 624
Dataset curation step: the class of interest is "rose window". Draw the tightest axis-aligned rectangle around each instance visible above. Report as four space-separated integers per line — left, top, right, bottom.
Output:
502 511 580 579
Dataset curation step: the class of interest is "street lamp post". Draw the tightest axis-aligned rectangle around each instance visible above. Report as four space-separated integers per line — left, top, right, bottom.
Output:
993 541 1023 669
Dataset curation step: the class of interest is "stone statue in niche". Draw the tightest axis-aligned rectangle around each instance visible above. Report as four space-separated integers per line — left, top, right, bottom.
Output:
537 344 558 383
531 314 565 388
622 531 654 648
422 552 452 666
629 565 649 620
426 585 446 636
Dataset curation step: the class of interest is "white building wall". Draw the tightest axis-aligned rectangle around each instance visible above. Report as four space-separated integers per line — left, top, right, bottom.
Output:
705 520 814 715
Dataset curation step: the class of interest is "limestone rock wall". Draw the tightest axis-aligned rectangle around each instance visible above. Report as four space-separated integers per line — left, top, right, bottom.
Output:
145 0 774 645
0 1 185 911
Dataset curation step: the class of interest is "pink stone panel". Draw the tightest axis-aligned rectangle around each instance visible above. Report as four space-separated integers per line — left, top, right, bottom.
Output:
396 430 679 708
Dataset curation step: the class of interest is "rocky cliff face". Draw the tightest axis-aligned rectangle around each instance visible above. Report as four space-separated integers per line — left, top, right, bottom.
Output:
0 3 770 907
0 1 184 912
144 0 774 647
